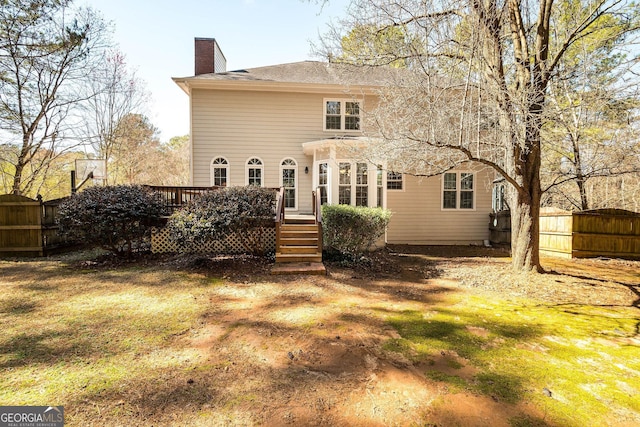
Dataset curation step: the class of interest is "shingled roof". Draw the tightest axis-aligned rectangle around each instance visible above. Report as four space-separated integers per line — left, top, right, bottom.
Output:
176 60 402 88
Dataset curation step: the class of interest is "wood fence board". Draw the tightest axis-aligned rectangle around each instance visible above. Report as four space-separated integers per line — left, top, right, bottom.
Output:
540 249 572 259
539 232 572 255
0 194 43 256
539 208 640 260
491 208 640 259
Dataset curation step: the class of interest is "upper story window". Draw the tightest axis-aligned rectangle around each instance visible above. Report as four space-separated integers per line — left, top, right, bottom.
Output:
246 157 263 186
386 171 403 190
443 172 475 210
324 99 361 131
211 157 229 187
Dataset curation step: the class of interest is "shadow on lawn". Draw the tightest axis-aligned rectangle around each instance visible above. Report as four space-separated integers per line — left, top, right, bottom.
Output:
388 244 511 259
0 329 94 369
62 310 549 426
547 269 640 335
0 298 38 315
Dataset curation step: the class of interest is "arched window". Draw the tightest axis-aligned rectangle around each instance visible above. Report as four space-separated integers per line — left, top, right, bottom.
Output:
211 157 229 187
280 158 297 210
245 157 263 186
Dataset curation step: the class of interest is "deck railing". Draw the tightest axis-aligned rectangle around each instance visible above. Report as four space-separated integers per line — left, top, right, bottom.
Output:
146 185 282 218
144 185 223 215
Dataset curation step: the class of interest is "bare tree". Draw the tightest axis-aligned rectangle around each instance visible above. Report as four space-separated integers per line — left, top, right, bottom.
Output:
82 50 150 184
0 0 110 196
538 0 640 211
315 0 639 271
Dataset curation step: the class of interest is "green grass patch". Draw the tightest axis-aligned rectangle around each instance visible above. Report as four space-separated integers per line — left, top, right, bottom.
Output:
0 260 215 412
383 295 640 426
424 371 468 391
1 252 638 427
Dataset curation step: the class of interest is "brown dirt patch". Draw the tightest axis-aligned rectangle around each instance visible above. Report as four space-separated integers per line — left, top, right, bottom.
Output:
56 247 640 425
167 246 637 425
388 245 639 307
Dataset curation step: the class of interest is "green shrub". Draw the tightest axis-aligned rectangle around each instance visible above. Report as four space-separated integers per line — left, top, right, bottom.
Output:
57 185 165 257
321 204 391 256
167 186 277 256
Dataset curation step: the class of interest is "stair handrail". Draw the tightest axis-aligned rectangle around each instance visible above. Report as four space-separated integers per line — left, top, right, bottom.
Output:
313 187 323 253
275 187 285 252
313 188 322 225
312 190 316 217
275 186 285 223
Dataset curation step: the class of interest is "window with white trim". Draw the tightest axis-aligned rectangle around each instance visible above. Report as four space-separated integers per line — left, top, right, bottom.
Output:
386 171 403 190
355 162 368 206
280 158 297 209
318 162 328 205
211 157 229 187
338 162 351 204
377 165 383 207
442 172 475 210
246 157 263 186
324 99 361 131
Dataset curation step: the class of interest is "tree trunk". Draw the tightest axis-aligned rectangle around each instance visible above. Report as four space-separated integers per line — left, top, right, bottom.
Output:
576 175 589 210
511 185 542 272
510 109 544 272
572 137 589 210
11 161 24 195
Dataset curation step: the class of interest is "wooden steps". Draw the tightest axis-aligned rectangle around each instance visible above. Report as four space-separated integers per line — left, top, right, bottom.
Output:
275 218 323 265
270 262 326 275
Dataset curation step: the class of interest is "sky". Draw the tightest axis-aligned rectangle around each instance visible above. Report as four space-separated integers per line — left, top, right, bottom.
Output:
82 0 350 141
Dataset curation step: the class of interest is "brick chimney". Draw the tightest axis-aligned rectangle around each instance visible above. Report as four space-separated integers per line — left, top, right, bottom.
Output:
194 38 227 75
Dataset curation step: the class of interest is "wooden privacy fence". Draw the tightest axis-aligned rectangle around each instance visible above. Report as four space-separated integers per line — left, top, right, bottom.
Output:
489 208 640 259
539 208 640 259
0 194 69 257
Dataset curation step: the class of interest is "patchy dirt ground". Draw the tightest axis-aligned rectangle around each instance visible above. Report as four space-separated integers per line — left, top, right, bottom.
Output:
143 246 638 426
5 247 637 426
387 245 639 308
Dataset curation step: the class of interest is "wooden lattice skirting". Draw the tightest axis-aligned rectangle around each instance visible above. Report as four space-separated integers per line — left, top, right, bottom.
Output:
151 226 276 254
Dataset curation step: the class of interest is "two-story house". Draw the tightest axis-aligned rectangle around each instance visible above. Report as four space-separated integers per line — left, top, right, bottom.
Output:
172 38 492 247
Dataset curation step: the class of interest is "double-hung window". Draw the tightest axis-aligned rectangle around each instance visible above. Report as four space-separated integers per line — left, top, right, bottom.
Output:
324 99 361 131
386 171 403 190
442 172 475 210
355 162 368 206
318 162 328 205
246 157 263 186
377 165 383 207
338 162 351 204
211 157 229 187
280 158 297 209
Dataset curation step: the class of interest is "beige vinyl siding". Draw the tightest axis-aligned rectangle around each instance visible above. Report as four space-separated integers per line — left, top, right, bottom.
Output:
386 167 493 244
191 89 371 213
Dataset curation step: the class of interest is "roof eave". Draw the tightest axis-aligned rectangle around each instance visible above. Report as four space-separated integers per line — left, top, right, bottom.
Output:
172 77 190 95
171 76 383 95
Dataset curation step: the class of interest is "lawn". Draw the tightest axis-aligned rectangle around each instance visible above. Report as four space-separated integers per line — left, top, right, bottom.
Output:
0 248 638 426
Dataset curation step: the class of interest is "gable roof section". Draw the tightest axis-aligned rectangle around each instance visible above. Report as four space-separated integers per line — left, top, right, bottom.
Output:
173 61 401 94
